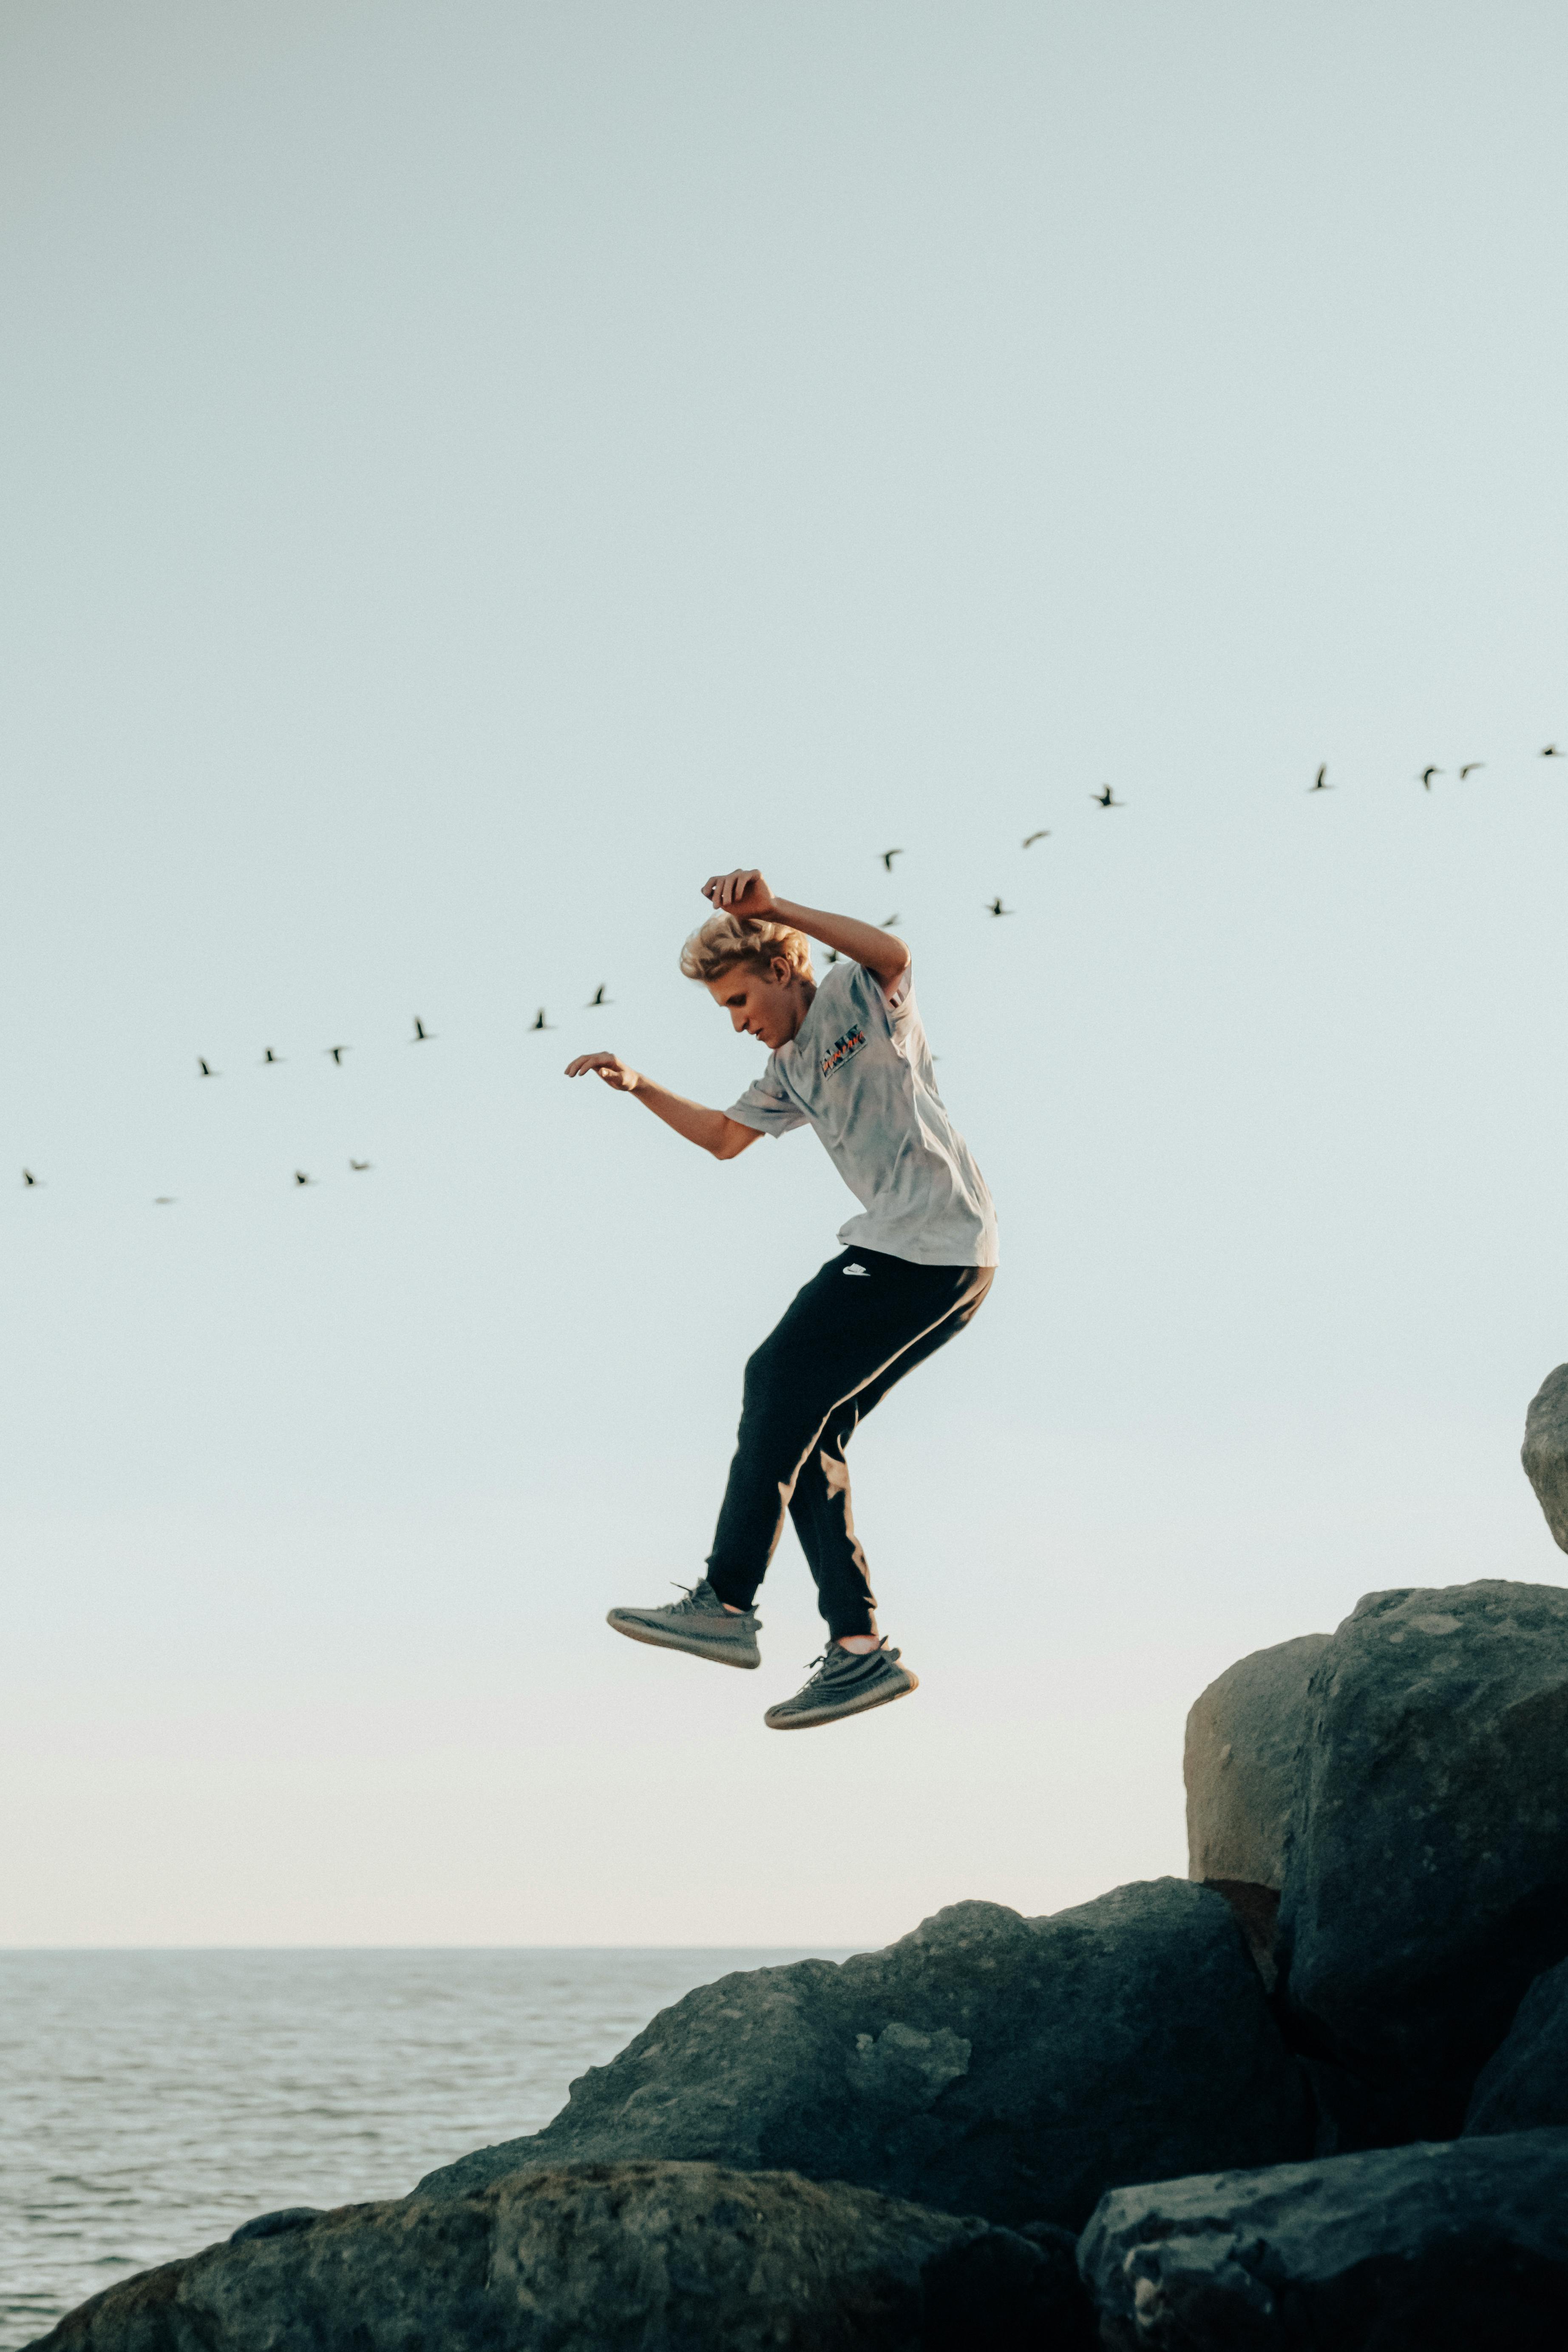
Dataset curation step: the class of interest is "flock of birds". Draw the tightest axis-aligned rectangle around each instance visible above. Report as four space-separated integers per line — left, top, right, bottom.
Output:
16 746 1562 1203
17 1007 613 1203
864 744 1563 921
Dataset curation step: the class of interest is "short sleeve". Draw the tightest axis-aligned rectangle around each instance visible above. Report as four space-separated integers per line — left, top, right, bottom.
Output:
726 1061 808 1136
847 954 916 1034
882 956 916 1027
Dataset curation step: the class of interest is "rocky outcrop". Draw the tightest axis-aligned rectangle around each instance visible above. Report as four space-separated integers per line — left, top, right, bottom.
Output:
1465 1955 1568 2135
1523 1363 1568 1551
1077 2127 1568 2349
32 2161 1007 2352
1185 1633 1329 1890
1277 1579 1568 2143
417 1882 1311 2231
37 1562 1568 2349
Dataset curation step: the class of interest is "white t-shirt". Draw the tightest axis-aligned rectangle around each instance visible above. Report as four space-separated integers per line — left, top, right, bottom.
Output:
724 958 998 1267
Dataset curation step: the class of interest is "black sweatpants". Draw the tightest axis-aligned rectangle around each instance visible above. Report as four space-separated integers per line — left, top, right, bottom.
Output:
704 1248 994 1639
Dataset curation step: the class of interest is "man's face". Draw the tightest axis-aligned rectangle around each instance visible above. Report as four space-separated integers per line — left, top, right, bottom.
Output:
706 958 807 1051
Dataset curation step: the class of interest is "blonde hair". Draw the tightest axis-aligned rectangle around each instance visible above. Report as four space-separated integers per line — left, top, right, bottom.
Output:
679 912 814 986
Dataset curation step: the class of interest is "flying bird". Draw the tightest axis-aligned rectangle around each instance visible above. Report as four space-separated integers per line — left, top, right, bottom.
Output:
324 1045 351 1065
261 1047 283 1065
411 1017 434 1042
586 986 612 1008
879 849 904 872
349 1159 371 1172
197 1057 220 1077
1542 745 1562 759
22 1169 39 1187
293 1170 315 1187
1459 763 1485 779
154 1196 176 1205
531 1010 554 1031
1419 767 1440 790
1310 765 1330 791
987 898 1013 917
880 915 901 929
1092 786 1123 808
825 949 842 963
1022 830 1050 847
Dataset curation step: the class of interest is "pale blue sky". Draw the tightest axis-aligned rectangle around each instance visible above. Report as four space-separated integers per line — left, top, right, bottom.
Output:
2 0 1565 1946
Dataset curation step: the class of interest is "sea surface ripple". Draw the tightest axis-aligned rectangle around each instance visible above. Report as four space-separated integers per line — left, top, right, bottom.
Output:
0 1946 848 2347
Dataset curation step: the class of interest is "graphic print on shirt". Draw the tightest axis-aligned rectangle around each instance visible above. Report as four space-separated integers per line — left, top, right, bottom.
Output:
721 956 998 1266
819 1025 867 1081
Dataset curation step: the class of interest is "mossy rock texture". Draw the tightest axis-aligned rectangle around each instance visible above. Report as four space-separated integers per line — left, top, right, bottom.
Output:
30 2161 1003 2352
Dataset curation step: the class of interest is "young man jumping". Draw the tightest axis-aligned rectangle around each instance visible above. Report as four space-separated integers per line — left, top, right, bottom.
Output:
565 867 997 1731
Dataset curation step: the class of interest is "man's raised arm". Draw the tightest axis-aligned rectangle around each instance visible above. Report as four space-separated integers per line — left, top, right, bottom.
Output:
701 869 910 989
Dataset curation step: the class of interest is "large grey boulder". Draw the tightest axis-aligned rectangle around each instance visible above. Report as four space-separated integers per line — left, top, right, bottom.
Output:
33 2160 995 2352
1465 1955 1568 2135
1184 1633 1330 1987
420 1886 1311 2230
1523 1362 1568 1551
1077 2126 1568 2349
1277 1579 1568 2143
1185 1633 1329 1890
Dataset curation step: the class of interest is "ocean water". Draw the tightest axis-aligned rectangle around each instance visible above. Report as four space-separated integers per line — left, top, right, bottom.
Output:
0 1947 851 2349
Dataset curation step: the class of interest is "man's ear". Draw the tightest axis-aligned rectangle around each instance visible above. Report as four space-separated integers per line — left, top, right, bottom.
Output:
770 956 793 986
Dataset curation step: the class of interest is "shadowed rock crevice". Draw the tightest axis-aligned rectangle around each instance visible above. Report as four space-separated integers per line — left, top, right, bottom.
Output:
1200 1877 1282 1989
1465 1954 1568 2137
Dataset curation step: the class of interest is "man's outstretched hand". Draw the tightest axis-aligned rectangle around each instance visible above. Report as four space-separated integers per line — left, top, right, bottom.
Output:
563 1049 755 1159
702 868 776 920
564 1050 641 1091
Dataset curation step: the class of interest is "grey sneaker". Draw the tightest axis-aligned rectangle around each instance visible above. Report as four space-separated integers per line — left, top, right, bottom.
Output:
763 1641 918 1730
607 1579 762 1669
